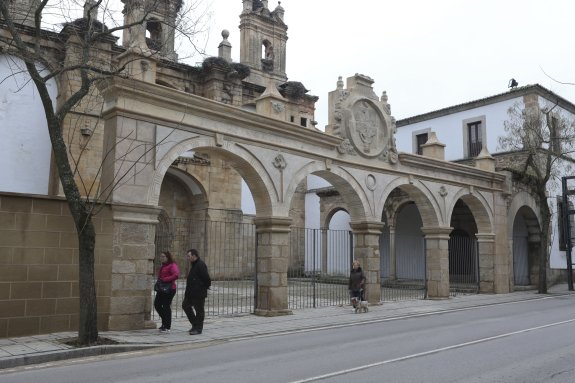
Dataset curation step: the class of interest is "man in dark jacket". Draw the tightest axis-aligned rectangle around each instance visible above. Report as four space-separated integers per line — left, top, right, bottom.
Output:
182 249 211 335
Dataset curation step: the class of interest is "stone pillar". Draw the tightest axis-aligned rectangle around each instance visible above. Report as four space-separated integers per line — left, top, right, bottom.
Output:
388 225 397 280
108 204 162 330
494 193 511 293
421 131 446 160
476 233 496 293
349 221 384 304
421 226 452 299
253 216 292 316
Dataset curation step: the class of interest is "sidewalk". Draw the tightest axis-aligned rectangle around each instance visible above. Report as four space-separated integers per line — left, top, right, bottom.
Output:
2 285 573 370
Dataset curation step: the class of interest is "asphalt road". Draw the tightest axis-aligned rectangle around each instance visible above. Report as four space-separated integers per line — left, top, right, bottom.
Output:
3 295 575 382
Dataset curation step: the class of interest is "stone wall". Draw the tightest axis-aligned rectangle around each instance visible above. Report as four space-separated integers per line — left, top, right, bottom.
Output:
0 193 113 337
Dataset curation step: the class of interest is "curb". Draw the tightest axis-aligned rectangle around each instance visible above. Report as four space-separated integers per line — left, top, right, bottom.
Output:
0 344 157 370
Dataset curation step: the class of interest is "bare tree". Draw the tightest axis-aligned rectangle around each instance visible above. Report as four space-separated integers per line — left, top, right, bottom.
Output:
499 100 575 293
0 0 209 345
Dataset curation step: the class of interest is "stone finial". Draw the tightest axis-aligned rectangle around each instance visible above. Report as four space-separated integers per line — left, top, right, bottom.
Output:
84 0 99 20
381 91 388 103
337 76 344 89
255 78 287 120
475 146 496 172
262 0 269 9
218 29 232 62
421 131 446 160
274 2 285 20
243 0 253 13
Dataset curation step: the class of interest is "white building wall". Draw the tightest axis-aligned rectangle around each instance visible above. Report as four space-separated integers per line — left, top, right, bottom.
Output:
0 55 56 195
396 97 522 160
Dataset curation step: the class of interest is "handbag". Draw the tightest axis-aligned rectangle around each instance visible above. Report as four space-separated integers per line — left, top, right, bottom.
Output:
154 279 172 294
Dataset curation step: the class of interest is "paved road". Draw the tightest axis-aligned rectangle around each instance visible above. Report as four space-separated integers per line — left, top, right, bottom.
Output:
3 294 575 382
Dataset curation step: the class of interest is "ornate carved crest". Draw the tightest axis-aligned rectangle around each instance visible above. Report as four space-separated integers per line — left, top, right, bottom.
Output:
327 74 397 163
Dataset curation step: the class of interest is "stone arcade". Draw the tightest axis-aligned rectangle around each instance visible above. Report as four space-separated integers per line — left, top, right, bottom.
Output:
0 0 545 337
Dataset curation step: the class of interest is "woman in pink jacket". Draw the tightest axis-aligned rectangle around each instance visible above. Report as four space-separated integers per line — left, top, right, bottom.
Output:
155 251 179 333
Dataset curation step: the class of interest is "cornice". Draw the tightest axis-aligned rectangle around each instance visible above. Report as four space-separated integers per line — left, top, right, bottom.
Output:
398 152 508 185
397 84 575 126
97 77 341 150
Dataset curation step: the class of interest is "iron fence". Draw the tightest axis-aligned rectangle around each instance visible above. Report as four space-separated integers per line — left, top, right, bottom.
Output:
380 232 427 301
153 219 256 319
152 221 481 317
287 227 353 309
448 235 479 296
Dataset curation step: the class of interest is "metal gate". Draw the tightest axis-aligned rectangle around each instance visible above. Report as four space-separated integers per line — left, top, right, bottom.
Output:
153 218 256 319
380 231 427 301
448 235 479 295
513 235 530 285
288 228 353 309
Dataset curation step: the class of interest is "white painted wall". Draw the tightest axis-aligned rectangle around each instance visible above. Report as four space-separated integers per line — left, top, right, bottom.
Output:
0 55 56 195
395 97 521 160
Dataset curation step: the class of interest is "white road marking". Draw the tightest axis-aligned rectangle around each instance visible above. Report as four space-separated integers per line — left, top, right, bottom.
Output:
288 318 575 383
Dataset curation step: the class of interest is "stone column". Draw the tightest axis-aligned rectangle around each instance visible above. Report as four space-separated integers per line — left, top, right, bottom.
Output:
477 232 496 293
253 216 292 316
349 221 384 304
108 204 162 330
421 226 452 299
388 225 397 280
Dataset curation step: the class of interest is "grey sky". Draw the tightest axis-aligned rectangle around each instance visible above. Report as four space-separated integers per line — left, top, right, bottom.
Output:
204 0 575 129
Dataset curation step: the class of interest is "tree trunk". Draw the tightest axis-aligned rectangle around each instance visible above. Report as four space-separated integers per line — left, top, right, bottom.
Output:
77 214 98 344
538 189 550 294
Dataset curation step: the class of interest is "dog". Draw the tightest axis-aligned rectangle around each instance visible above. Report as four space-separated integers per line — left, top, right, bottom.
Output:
351 297 369 314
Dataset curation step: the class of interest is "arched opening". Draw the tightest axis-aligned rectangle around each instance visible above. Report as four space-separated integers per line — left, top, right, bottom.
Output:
286 173 360 309
380 188 426 301
146 18 162 51
512 206 540 288
152 148 263 319
449 200 479 295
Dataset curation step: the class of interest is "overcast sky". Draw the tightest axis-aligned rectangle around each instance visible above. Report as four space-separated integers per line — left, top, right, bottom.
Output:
201 0 575 129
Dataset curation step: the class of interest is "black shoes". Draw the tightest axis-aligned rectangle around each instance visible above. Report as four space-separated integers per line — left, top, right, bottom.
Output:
189 329 202 335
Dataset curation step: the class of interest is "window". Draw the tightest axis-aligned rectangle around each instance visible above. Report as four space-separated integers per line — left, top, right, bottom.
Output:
462 116 486 158
300 117 307 127
411 128 431 155
467 121 482 157
416 133 428 155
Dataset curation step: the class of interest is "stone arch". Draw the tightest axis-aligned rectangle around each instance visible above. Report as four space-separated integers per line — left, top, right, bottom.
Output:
149 137 274 216
507 191 542 288
284 161 371 221
507 191 541 236
448 188 494 233
324 207 349 229
378 177 442 227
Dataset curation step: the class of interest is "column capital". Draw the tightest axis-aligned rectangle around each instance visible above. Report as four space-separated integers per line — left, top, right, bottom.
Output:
112 203 162 224
253 216 292 233
421 226 453 237
476 232 496 242
349 220 385 235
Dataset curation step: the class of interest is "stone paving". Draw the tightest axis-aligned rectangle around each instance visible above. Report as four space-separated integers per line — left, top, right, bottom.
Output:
1 284 573 370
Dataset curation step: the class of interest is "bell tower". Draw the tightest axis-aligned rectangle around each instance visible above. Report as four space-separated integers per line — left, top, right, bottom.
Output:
122 0 181 61
240 0 287 87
